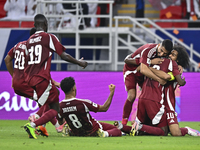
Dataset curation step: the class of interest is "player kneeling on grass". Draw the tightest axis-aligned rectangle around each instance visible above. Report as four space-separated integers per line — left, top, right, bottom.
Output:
56 77 122 137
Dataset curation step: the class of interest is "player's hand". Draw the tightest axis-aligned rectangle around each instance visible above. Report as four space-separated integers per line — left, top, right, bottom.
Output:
54 81 60 88
178 76 186 87
109 84 115 92
79 57 88 69
178 65 183 74
158 78 167 85
150 58 164 65
136 66 140 72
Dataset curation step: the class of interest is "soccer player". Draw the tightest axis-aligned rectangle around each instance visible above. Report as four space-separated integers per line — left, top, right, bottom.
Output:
150 45 200 136
57 77 122 137
134 55 183 136
23 14 88 139
122 39 173 125
4 27 63 137
4 28 38 100
116 45 200 136
4 28 60 99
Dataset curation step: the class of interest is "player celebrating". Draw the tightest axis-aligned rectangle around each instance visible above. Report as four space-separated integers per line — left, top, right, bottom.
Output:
150 45 200 136
4 28 38 100
23 14 88 139
116 45 200 136
4 28 65 137
57 77 122 137
122 39 173 125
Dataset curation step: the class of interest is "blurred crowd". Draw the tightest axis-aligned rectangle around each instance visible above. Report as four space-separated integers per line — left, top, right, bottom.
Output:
146 0 200 20
1 0 200 28
1 0 114 28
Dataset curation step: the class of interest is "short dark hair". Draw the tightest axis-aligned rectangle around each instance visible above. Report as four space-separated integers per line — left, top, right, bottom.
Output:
173 45 190 69
60 77 75 94
162 39 173 53
30 27 36 36
34 14 47 28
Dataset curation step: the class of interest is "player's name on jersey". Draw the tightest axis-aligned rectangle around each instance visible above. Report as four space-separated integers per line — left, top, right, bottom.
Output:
62 106 77 113
29 36 42 44
18 43 26 49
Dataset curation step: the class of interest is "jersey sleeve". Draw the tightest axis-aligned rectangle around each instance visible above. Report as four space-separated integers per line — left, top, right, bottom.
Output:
139 48 153 66
49 34 66 56
83 100 100 113
7 47 15 59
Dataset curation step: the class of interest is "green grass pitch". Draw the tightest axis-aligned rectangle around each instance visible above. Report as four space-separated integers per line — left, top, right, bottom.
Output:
0 120 199 150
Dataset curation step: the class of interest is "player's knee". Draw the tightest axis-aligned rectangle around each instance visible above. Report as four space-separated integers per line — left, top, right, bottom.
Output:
127 89 136 102
49 102 60 113
127 94 136 102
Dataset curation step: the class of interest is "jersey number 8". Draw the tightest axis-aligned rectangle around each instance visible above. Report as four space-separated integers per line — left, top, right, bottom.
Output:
69 114 82 129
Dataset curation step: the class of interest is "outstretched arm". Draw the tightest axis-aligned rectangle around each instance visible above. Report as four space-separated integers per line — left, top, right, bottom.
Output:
4 55 14 77
60 52 88 69
98 84 115 112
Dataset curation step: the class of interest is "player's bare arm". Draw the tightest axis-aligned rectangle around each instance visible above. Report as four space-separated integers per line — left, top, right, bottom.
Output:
4 55 14 77
175 74 186 86
150 67 185 86
52 80 60 88
60 52 88 69
98 84 115 112
140 63 166 85
149 67 171 81
178 65 183 74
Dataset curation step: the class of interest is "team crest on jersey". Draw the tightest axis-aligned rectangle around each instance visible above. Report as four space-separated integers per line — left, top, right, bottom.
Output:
92 103 98 107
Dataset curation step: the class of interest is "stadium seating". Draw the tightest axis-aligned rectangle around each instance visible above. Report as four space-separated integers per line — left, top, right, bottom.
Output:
156 5 188 28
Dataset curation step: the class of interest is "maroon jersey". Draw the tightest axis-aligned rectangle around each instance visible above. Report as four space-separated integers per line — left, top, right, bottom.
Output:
140 58 180 103
24 31 66 86
164 80 179 125
123 43 158 73
164 81 178 111
7 41 37 99
123 44 158 90
8 41 27 81
58 98 101 136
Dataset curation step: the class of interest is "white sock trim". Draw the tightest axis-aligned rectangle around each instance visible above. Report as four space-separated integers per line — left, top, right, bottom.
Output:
54 121 60 128
30 122 36 128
